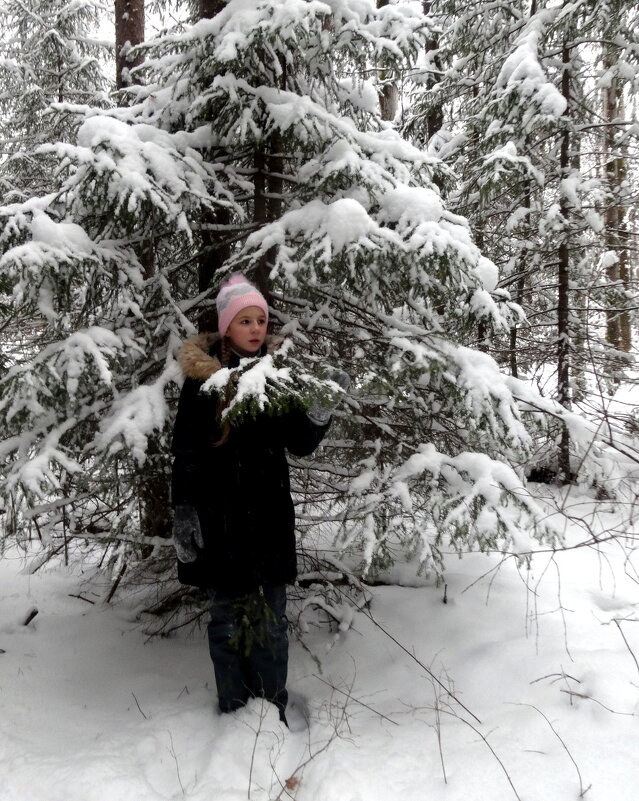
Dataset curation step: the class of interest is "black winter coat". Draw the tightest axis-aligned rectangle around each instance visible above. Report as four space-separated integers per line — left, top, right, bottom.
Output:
171 333 329 594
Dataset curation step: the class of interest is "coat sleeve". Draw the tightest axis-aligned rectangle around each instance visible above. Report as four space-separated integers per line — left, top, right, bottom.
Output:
170 377 212 507
279 407 330 457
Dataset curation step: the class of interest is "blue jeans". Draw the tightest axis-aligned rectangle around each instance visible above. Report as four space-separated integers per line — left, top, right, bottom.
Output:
206 585 289 718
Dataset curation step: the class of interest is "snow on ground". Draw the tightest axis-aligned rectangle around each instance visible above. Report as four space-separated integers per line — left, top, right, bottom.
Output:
1 488 638 801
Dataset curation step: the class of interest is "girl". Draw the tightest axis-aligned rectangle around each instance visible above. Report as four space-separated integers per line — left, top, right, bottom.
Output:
170 274 346 724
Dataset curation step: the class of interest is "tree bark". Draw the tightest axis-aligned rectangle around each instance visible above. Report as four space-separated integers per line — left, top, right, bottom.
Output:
197 0 230 302
507 2 537 380
138 436 172 541
114 0 162 547
115 1 151 268
199 0 226 17
253 147 271 302
379 84 399 123
557 37 572 483
602 43 631 354
377 0 399 122
251 50 288 308
115 0 145 90
474 229 489 352
251 141 282 307
422 1 443 144
508 180 531 378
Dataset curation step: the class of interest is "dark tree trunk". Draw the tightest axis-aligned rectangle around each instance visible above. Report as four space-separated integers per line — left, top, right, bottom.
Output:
474 229 489 352
251 141 278 308
197 0 230 301
138 437 172 541
422 1 443 144
114 0 163 545
115 0 145 90
262 134 283 308
251 51 288 308
508 177 531 378
509 2 537 377
198 210 231 296
557 37 572 483
253 147 271 302
199 0 226 17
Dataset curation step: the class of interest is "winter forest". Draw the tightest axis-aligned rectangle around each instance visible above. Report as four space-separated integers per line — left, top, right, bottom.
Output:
0 1 638 799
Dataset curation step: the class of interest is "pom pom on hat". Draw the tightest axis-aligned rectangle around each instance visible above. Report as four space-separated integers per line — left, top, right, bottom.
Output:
216 274 269 337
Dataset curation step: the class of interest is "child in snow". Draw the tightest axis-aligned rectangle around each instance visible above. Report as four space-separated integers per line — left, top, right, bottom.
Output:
170 274 348 724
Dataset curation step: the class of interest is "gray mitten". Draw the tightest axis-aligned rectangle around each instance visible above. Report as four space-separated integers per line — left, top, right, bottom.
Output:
173 506 205 563
307 368 351 426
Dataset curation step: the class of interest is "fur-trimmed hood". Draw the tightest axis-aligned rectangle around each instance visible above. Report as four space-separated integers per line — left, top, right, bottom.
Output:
178 332 285 381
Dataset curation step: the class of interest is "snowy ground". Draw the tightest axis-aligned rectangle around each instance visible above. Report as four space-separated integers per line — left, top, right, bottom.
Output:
1 488 638 801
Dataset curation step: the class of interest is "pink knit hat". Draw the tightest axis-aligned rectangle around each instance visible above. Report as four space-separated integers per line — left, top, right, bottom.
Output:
216 274 269 337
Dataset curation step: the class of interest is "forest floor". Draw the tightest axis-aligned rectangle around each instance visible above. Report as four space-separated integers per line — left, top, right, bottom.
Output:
1 485 638 801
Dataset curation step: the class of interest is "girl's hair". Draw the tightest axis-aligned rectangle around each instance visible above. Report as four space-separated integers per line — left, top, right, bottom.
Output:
220 336 231 368
214 336 233 446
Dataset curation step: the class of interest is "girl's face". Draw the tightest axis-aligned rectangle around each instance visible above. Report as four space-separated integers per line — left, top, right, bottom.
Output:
226 306 267 354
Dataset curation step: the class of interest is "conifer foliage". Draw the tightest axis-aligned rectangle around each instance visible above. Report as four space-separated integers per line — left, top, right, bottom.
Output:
404 1 639 487
0 0 110 200
0 0 571 586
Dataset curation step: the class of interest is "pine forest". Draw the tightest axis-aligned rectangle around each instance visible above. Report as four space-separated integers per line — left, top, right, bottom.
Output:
0 1 638 797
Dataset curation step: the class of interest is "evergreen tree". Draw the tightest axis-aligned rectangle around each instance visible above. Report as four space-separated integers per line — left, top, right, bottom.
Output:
0 0 562 589
405 0 639 486
0 0 111 201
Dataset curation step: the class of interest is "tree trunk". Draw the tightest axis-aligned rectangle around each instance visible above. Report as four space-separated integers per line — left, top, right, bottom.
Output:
199 0 225 17
115 0 162 545
474 229 489 352
377 0 399 122
198 210 230 297
264 132 284 309
138 437 172 541
508 179 531 378
422 1 443 144
602 43 632 354
379 84 399 123
253 147 271 302
115 0 145 90
251 141 280 308
557 37 572 483
509 3 537 377
251 51 288 308
197 0 231 302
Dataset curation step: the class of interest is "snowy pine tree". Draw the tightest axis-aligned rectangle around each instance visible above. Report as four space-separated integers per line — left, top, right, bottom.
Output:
405 0 639 487
0 0 110 201
0 0 566 589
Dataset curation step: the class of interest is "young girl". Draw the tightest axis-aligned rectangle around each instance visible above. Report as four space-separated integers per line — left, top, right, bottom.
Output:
170 275 346 724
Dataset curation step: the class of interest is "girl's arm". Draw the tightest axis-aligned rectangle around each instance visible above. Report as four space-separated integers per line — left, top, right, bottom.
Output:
280 407 331 457
279 368 349 456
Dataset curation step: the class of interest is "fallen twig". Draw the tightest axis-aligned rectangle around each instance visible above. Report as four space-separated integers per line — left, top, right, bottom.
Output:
131 692 148 720
514 703 589 798
68 593 96 605
312 674 399 726
167 731 186 797
105 562 127 604
454 716 522 801
22 607 39 626
612 618 639 679
361 606 482 724
559 689 637 717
